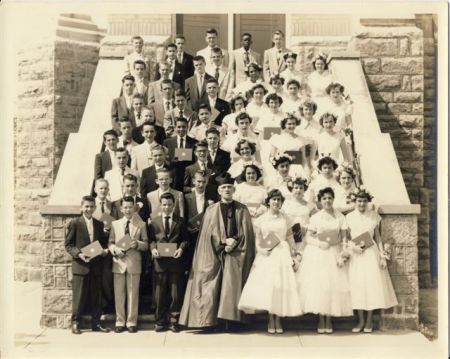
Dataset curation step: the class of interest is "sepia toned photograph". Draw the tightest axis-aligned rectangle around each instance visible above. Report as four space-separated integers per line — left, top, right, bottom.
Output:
1 1 448 358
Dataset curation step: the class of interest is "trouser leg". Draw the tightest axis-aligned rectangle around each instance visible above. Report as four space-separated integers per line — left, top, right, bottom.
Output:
113 273 126 326
126 273 141 327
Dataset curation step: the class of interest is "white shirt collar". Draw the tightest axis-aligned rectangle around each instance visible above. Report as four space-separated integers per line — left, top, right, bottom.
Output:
83 215 93 223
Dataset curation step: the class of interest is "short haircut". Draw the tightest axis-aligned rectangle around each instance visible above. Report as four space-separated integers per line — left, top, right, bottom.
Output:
141 121 155 130
319 112 338 127
299 99 318 116
103 129 118 141
194 140 209 151
235 112 252 125
158 61 170 68
133 60 146 69
264 189 285 207
206 28 218 35
241 32 252 39
317 156 338 170
235 139 256 155
312 53 329 70
325 82 345 95
239 164 262 182
175 117 188 125
280 115 300 129
287 177 309 192
156 167 171 177
120 195 135 205
269 74 285 85
81 195 95 205
205 127 220 137
206 77 219 86
166 43 177 50
122 74 135 83
338 167 356 182
132 93 144 102
244 63 262 76
161 79 174 87
211 47 223 55
249 84 268 97
273 30 285 37
272 154 292 169
317 187 335 202
265 93 283 106
230 96 248 112
175 34 185 41
115 147 129 156
174 89 186 98
119 118 132 126
160 191 175 203
123 173 138 183
131 36 143 42
286 79 301 89
198 103 211 112
151 144 166 154
193 55 206 63
194 170 207 178
94 178 109 187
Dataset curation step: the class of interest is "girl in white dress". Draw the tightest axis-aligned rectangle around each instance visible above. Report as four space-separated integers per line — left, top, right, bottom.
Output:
307 156 340 206
297 187 353 333
265 153 295 200
233 164 267 222
227 139 262 181
306 53 333 112
246 84 269 129
221 95 247 137
231 63 268 100
280 79 306 116
315 112 351 165
266 74 286 102
346 188 398 333
319 82 353 132
280 52 303 87
238 189 302 334
334 164 356 214
269 115 310 179
296 99 321 169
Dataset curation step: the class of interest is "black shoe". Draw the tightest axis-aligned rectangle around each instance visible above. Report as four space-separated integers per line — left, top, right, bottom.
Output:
154 324 167 332
92 324 110 333
128 326 138 333
169 324 180 333
71 323 81 335
114 326 126 333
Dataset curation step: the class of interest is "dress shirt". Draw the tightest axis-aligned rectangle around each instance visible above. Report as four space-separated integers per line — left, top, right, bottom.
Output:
83 215 94 242
95 198 110 215
208 147 217 162
177 135 187 148
193 189 205 213
124 94 133 109
196 73 205 93
162 211 174 233
177 52 183 63
208 96 217 109
134 110 142 122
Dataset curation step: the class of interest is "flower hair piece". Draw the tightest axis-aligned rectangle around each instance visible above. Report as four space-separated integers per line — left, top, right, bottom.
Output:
271 152 293 168
347 185 374 203
244 62 262 73
287 175 309 189
338 162 356 178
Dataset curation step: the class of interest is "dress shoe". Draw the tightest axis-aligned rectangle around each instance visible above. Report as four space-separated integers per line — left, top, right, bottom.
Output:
128 326 138 333
114 326 126 333
71 323 81 335
92 324 110 333
324 328 333 334
352 326 363 333
169 324 180 333
317 328 326 334
154 324 167 332
363 327 373 333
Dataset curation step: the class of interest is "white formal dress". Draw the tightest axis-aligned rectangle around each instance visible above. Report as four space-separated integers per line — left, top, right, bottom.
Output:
296 209 353 316
306 174 340 205
238 211 303 316
318 98 353 132
315 131 344 164
334 185 356 214
279 68 303 87
227 158 261 179
346 210 398 310
246 101 268 129
307 70 333 112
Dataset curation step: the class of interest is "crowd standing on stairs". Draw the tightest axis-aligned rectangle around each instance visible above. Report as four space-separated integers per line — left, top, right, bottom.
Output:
65 28 398 336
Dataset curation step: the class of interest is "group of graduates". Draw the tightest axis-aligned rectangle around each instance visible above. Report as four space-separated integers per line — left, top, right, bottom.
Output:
64 28 398 336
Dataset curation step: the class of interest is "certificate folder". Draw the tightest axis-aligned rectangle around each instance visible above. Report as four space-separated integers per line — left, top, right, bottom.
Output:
116 234 133 251
81 241 103 259
263 127 281 140
291 223 302 243
351 231 373 250
318 230 340 246
98 213 114 227
157 243 177 257
260 232 280 251
175 148 193 161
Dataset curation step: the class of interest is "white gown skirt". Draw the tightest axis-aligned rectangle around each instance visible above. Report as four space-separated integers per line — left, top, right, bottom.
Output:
296 243 353 317
348 245 398 310
238 241 303 317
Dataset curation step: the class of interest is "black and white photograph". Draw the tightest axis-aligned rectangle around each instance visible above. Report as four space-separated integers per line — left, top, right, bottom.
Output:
0 1 448 358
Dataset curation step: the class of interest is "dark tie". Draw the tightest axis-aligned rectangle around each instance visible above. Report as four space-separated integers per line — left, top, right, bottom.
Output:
277 50 282 66
244 51 250 65
125 220 130 235
215 67 220 80
164 216 170 236
179 109 184 118
121 169 125 176
123 140 129 147
165 101 170 112
180 137 184 148
226 205 233 238
101 202 105 213
136 112 141 120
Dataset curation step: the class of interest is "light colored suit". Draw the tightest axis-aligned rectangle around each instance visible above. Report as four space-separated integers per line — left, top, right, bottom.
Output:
263 47 292 81
229 47 261 85
197 46 229 67
118 136 138 154
124 52 152 81
130 141 160 175
205 64 235 101
109 216 148 327
147 188 185 219
104 166 140 202
147 79 181 127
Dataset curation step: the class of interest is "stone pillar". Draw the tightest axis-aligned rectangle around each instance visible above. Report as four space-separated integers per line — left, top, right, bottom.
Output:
14 15 102 282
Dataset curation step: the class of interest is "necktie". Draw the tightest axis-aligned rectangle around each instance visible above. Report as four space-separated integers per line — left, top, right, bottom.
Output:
164 101 170 112
179 109 184 118
180 137 184 148
210 150 216 162
164 216 170 236
244 51 250 65
121 168 125 176
125 220 130 235
198 75 203 95
123 140 129 147
214 67 220 80
136 112 141 121
277 49 282 65
226 204 233 238
177 52 182 63
101 202 105 213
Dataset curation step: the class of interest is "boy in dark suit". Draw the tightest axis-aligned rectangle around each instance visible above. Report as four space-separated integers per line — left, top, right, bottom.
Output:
204 78 231 126
64 195 110 334
149 192 188 332
205 127 231 176
183 140 216 193
184 55 213 112
140 145 172 197
111 75 136 134
174 34 194 82
94 129 119 180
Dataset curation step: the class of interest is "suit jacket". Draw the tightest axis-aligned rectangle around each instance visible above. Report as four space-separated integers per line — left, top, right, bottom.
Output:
108 216 149 274
104 166 140 202
206 97 231 126
140 164 173 198
197 46 229 67
93 198 120 221
184 190 217 233
184 72 214 112
147 188 185 219
154 61 184 87
263 47 292 81
133 78 149 103
177 52 195 82
124 52 152 81
207 148 231 176
113 195 150 223
111 96 137 133
64 216 108 275
132 123 166 145
147 79 181 127
94 150 114 180
163 107 199 134
149 214 188 273
183 162 216 193
205 65 235 101
229 48 261 85
130 141 161 175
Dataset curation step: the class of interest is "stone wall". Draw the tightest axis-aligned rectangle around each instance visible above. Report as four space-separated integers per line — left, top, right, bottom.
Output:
14 33 100 282
348 20 434 288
